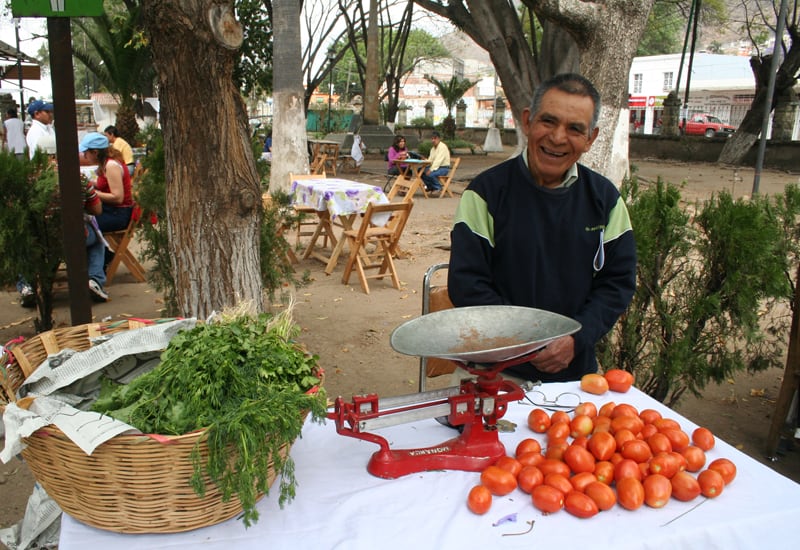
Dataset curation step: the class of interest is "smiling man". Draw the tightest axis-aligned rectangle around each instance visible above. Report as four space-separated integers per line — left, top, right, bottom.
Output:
447 73 637 383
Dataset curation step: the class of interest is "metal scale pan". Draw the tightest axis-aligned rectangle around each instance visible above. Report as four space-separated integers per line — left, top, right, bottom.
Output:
390 305 582 365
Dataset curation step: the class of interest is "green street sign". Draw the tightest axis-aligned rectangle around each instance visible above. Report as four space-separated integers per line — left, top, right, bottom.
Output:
12 0 104 17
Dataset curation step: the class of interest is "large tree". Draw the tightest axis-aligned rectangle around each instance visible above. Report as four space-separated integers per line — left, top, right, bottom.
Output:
719 0 800 165
140 0 264 318
271 0 312 193
415 0 656 184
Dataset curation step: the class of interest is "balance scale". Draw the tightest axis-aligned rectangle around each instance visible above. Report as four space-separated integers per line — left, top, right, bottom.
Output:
327 306 581 479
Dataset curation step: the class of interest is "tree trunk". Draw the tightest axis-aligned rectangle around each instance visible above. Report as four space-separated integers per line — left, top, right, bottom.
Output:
532 0 655 185
141 0 264 319
719 34 800 165
414 0 654 184
271 0 310 193
363 0 380 125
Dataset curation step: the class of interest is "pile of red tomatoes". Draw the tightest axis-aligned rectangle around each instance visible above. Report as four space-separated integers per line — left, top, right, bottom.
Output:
466 371 737 518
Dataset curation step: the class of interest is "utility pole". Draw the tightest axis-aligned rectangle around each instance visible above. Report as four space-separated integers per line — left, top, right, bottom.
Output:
14 18 24 120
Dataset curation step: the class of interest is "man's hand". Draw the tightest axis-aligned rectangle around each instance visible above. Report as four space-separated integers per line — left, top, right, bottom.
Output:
530 335 575 374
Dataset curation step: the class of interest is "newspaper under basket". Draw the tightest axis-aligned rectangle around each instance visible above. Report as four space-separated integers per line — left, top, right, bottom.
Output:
0 319 298 534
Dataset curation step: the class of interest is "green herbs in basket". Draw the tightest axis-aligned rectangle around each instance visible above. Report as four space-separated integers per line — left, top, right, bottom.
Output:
91 311 327 527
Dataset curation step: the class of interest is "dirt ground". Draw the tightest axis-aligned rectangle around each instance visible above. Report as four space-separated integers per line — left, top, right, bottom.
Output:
1 149 799 544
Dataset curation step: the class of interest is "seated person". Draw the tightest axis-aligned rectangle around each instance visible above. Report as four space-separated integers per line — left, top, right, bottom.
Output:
79 132 134 233
103 125 135 175
421 131 450 192
83 179 109 302
387 135 409 175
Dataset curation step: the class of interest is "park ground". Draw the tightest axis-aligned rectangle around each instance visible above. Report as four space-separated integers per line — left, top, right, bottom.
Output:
1 148 799 545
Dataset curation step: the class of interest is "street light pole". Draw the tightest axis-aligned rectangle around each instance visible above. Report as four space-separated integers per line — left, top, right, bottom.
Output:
327 48 335 134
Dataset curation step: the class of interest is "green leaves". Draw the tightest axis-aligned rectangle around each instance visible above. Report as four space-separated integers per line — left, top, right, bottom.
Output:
92 312 327 526
600 178 797 406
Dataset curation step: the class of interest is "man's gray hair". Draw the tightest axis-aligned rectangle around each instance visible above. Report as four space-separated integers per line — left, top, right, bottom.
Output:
529 73 601 132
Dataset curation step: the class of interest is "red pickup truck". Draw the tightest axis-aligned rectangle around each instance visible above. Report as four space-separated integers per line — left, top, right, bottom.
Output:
679 113 736 138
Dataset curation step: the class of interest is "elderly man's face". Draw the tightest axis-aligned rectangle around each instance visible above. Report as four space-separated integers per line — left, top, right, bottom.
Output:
522 88 599 188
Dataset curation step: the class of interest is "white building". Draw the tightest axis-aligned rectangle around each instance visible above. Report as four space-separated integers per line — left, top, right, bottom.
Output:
628 52 800 139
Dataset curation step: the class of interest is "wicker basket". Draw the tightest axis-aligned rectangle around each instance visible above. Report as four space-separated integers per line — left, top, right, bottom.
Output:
0 319 294 533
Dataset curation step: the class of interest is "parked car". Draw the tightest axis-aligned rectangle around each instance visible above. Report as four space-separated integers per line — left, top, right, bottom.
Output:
679 113 736 138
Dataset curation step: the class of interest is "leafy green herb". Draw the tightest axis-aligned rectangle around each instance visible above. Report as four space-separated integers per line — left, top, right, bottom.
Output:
92 312 327 526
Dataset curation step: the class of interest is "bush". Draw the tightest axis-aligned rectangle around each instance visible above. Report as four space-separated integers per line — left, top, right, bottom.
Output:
0 150 61 331
597 177 798 407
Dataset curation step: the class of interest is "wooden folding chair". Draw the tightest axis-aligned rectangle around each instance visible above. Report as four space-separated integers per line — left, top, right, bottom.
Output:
290 172 328 247
386 173 421 202
436 157 461 198
418 263 456 391
104 167 148 285
310 154 327 175
104 204 147 285
341 200 414 294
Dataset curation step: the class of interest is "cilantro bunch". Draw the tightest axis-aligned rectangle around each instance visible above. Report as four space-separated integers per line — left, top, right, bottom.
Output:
92 312 327 526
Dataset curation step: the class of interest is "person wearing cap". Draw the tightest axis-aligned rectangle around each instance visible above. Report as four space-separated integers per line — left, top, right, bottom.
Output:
26 99 55 159
79 132 134 233
420 131 449 193
103 125 135 175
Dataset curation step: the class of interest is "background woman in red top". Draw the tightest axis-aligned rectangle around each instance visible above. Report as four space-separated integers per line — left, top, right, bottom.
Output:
78 132 133 232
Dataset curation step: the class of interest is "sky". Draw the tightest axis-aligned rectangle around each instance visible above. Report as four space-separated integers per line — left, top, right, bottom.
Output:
0 16 52 102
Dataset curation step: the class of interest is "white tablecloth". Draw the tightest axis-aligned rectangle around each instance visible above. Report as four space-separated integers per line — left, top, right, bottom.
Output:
291 178 388 219
59 382 800 549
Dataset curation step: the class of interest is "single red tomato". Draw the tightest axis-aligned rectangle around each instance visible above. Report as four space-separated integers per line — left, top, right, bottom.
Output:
661 428 691 452
680 446 706 472
639 423 658 439
570 471 598 492
697 468 725 498
538 458 571 477
646 432 673 455
616 477 645 510
604 369 634 392
670 471 701 502
563 444 596 474
621 439 653 464
611 415 644 436
593 460 615 485
584 480 617 511
611 403 639 418
614 428 637 449
545 440 569 461
574 401 598 418
517 451 545 468
564 490 599 518
614 458 642 482
495 456 523 478
531 484 565 514
570 414 594 439
480 465 518 496
544 472 574 495
467 485 492 515
587 430 617 461
653 417 681 432
708 457 737 485
580 373 609 395
598 401 616 418
515 438 542 457
527 408 551 433
691 427 716 451
517 465 544 494
648 452 681 479
546 422 571 442
550 410 571 425
643 474 672 508
638 408 663 425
